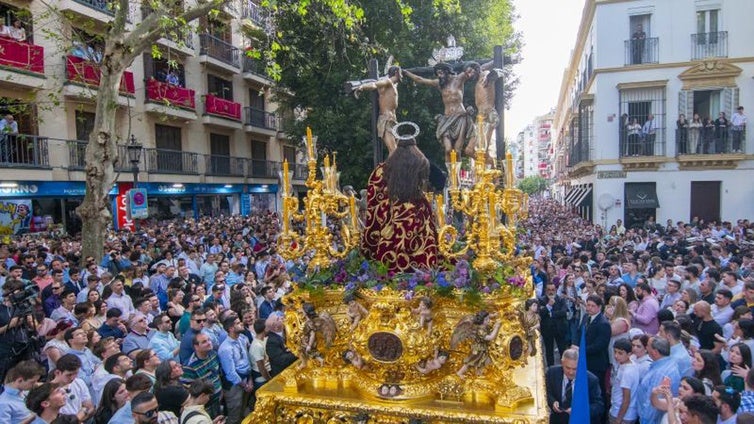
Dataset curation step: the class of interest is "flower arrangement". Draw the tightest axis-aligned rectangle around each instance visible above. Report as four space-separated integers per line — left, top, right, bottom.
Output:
289 249 529 305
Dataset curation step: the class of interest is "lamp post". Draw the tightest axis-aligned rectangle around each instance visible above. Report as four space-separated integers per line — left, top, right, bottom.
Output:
126 134 142 186
126 135 142 231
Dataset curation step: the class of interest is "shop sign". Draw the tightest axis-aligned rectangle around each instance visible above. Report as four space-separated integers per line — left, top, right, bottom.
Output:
597 171 626 179
115 182 134 232
0 182 118 197
0 199 32 235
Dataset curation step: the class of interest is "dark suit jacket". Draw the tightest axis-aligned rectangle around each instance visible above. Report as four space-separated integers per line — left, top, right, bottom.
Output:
266 331 297 377
578 312 611 373
545 365 603 424
538 295 568 335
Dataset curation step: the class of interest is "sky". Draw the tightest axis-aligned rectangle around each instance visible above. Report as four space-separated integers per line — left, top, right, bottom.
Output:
504 0 586 138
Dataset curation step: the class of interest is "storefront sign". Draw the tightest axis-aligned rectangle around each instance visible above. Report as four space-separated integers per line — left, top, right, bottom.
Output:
0 199 32 235
597 171 626 179
0 182 118 198
128 189 149 219
240 194 251 216
115 182 134 232
625 182 660 209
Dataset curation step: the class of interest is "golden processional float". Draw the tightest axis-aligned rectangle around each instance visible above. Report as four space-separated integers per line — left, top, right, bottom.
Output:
245 120 547 424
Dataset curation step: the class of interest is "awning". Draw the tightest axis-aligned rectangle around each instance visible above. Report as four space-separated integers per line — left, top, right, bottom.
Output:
564 186 582 205
572 184 593 207
625 182 659 209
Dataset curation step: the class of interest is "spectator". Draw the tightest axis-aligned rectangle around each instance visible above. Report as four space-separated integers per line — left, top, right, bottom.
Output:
0 360 45 423
265 314 297 378
154 360 188 418
180 309 206 365
180 333 222 417
130 391 159 424
180 379 218 424
723 343 752 392
108 373 153 424
632 283 660 335
609 338 640 423
249 319 271 390
218 316 252 424
539 281 568 367
123 313 152 358
48 354 94 422
660 320 693 377
692 349 723 395
134 348 161 387
636 337 681 424
98 308 127 339
25 383 69 424
92 378 127 424
149 313 180 362
544 348 603 424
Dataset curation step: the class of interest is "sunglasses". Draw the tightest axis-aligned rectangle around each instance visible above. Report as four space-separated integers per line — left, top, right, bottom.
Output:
133 407 158 418
52 286 62 290
193 319 207 323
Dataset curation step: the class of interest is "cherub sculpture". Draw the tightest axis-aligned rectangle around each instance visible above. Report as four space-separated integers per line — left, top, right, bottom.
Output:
450 310 502 377
299 302 337 368
344 293 368 330
342 348 368 370
415 349 449 375
413 296 434 334
521 298 540 356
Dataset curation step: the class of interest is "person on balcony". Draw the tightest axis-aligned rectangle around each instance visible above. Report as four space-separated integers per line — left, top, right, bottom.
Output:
631 24 646 65
731 106 747 153
8 20 25 43
641 113 657 156
166 70 181 87
626 117 641 156
703 117 716 154
0 23 11 39
716 112 729 154
0 114 19 163
676 114 689 154
688 113 703 155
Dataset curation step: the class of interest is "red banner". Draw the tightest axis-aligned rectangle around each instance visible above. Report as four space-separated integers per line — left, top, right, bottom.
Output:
65 55 135 94
115 182 134 232
0 37 44 74
204 94 241 120
146 78 196 109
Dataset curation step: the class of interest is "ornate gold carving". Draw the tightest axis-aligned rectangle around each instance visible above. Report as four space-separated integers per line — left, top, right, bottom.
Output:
246 288 547 423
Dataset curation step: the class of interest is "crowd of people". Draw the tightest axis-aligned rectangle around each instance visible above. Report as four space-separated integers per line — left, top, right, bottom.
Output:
0 195 754 423
0 211 300 424
523 199 754 424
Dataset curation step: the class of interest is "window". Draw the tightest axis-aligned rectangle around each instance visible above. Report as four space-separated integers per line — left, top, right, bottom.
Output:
208 74 233 100
696 9 719 36
155 124 181 150
144 55 186 87
693 9 725 59
209 133 230 175
0 6 32 44
283 146 295 164
249 88 264 110
619 87 666 157
626 14 656 65
75 111 95 141
251 140 266 159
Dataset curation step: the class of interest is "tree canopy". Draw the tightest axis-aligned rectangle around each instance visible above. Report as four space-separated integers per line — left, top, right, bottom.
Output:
261 0 521 188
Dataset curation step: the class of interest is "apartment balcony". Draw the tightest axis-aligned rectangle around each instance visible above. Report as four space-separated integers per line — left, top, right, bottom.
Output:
198 34 240 74
675 127 746 169
248 159 280 178
67 141 132 172
0 134 49 169
204 155 246 177
146 148 199 175
64 55 135 103
242 56 271 85
618 128 668 170
243 107 277 136
202 94 243 129
0 38 45 88
144 78 197 120
241 1 266 28
624 37 659 66
691 31 728 60
60 0 134 25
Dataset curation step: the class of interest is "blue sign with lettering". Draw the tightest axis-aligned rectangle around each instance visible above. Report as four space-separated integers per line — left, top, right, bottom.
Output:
0 181 118 198
128 189 149 219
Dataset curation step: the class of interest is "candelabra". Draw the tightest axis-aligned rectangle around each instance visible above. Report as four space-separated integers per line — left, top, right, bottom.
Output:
278 127 360 271
436 115 530 277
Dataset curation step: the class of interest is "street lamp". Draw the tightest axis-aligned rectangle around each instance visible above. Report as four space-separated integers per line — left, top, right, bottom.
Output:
126 134 142 186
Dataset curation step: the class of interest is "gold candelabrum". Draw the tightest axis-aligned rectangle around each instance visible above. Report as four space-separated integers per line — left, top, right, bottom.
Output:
437 115 530 277
278 127 360 271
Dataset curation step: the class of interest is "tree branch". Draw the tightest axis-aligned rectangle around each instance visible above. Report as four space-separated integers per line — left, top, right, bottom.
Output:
112 0 130 35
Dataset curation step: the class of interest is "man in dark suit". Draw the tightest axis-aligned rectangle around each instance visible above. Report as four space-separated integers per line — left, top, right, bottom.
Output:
575 294 612 407
545 348 603 424
539 282 568 367
265 314 297 377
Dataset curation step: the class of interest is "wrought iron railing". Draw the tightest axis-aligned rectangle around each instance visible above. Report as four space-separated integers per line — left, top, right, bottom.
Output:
67 141 133 171
204 154 246 176
199 33 240 68
248 159 280 178
0 134 49 168
619 127 666 157
691 31 728 60
624 37 659 65
675 126 746 155
146 148 198 174
244 107 277 130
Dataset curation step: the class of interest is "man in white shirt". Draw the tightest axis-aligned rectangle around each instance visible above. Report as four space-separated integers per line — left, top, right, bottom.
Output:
712 288 735 327
48 354 94 422
731 106 747 153
609 339 640 423
641 114 657 156
107 278 135 319
249 320 271 390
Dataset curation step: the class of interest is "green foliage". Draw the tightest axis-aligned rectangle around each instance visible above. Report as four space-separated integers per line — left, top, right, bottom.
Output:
260 0 521 189
517 175 549 195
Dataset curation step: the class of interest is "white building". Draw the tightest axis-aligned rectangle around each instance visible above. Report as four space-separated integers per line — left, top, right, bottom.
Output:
553 0 754 229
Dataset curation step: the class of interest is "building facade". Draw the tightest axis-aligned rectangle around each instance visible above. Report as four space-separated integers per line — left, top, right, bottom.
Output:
0 0 300 234
553 0 754 229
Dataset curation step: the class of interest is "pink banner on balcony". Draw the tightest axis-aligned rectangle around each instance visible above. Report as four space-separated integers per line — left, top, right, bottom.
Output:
146 78 196 110
65 55 135 94
0 38 44 74
204 94 241 121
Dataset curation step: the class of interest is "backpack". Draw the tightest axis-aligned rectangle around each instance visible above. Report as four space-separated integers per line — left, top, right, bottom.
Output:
181 410 204 424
